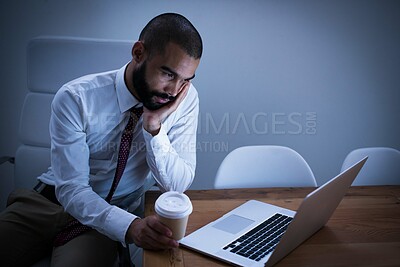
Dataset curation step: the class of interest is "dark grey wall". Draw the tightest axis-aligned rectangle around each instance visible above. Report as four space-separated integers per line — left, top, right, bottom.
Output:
1 0 399 207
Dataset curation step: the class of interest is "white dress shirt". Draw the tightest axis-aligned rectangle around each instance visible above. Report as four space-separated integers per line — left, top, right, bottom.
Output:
38 64 199 245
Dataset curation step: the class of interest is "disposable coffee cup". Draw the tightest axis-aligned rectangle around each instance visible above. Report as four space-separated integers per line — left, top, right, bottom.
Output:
155 191 193 240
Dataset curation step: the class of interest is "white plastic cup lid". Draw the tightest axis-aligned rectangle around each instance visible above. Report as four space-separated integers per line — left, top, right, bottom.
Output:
155 191 193 219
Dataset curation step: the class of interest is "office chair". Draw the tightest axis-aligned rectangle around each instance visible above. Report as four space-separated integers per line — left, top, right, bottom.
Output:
0 36 140 267
214 145 317 189
341 147 400 185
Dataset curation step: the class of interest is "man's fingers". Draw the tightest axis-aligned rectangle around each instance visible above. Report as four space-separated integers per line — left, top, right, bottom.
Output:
147 217 179 249
131 216 178 250
174 82 190 105
147 216 173 237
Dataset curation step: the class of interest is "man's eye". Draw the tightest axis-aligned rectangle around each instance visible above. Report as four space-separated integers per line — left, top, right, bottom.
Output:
164 72 174 78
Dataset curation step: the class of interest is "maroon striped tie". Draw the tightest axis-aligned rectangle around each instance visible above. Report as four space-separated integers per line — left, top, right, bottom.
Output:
54 107 143 247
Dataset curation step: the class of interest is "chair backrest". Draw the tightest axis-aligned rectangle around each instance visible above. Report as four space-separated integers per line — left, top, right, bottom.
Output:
15 36 132 189
214 145 317 189
341 147 400 185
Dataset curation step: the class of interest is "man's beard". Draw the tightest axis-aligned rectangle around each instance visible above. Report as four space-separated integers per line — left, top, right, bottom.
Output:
132 62 175 110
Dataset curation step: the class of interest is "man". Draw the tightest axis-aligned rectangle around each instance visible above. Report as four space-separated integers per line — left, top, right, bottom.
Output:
0 13 202 266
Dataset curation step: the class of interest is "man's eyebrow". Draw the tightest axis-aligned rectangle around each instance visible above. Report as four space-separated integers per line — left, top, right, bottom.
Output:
161 66 196 81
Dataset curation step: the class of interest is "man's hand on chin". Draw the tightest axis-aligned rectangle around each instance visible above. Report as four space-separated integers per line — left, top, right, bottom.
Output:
142 84 190 136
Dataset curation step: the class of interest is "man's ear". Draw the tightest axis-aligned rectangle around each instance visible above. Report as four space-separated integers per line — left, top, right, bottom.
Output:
131 41 146 63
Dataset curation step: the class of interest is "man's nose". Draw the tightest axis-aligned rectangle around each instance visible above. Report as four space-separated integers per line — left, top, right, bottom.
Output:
165 80 182 97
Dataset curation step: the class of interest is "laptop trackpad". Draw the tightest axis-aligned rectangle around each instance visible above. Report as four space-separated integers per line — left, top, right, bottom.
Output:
212 214 255 234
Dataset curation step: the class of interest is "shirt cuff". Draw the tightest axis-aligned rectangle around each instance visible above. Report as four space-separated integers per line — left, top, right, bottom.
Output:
143 123 172 189
143 123 170 154
105 206 137 246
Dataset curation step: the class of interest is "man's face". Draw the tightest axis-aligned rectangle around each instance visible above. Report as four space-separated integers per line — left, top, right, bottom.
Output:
131 61 168 110
131 42 200 110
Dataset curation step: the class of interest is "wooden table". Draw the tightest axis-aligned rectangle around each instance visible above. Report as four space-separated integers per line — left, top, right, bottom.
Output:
143 186 400 267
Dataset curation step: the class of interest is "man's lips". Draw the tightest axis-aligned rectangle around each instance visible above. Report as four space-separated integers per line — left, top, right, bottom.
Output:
153 95 171 104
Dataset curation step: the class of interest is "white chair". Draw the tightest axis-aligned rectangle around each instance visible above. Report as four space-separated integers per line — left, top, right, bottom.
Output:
0 36 141 267
341 147 400 186
214 145 317 189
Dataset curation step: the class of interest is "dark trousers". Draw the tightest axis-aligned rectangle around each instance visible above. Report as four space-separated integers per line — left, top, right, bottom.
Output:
0 188 119 267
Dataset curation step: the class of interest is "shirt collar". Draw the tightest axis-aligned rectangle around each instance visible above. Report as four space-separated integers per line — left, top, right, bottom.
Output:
115 63 142 113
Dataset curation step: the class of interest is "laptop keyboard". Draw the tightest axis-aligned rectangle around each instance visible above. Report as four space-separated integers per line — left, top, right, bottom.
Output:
223 213 293 261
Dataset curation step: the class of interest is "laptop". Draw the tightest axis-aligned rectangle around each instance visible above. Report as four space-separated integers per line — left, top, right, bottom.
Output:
180 157 368 267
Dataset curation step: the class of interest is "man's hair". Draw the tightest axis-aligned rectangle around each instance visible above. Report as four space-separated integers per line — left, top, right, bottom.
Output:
139 13 203 59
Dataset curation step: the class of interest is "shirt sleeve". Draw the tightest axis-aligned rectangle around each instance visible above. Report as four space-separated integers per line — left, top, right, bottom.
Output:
143 86 199 192
50 87 135 246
